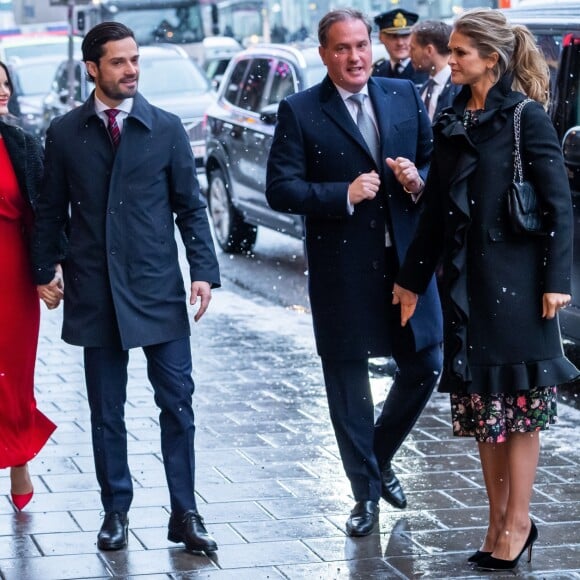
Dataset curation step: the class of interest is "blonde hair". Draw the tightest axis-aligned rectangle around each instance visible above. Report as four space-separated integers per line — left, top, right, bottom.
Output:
453 8 550 106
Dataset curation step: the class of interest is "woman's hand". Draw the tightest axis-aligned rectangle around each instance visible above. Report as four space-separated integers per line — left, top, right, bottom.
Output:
542 292 571 319
37 264 64 310
392 283 419 326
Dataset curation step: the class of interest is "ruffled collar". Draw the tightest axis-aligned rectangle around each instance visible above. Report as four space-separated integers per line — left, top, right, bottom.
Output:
434 75 527 143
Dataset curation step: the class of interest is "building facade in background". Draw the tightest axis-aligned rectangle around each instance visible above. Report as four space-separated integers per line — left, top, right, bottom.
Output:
6 0 506 45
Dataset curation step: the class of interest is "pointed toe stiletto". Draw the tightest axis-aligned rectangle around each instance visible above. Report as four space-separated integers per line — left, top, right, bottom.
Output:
467 550 491 564
477 520 538 571
10 464 34 511
11 490 34 511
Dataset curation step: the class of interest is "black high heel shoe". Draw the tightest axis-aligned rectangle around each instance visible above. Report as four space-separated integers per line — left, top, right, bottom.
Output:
477 520 538 571
467 550 491 564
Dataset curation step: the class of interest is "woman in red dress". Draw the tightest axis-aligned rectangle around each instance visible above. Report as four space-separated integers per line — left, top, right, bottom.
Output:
0 61 57 510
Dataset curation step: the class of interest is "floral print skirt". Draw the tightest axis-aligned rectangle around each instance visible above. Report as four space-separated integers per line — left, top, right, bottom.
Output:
451 386 558 443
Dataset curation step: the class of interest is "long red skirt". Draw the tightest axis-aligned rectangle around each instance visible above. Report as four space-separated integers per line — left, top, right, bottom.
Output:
0 140 56 468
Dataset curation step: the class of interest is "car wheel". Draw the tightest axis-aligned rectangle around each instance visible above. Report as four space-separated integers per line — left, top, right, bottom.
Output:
208 169 257 253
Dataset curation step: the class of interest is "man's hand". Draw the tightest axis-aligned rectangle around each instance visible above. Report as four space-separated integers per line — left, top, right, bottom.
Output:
348 170 381 205
190 281 212 322
542 292 571 319
392 283 418 327
386 157 424 195
37 264 64 310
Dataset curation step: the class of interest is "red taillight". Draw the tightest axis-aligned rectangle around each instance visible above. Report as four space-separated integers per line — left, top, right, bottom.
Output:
563 33 580 47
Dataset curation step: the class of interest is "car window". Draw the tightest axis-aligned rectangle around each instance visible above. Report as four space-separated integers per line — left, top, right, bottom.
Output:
238 58 271 112
55 65 68 94
267 59 296 105
73 64 83 102
12 61 60 96
535 34 562 95
224 59 249 106
303 64 328 91
565 37 580 128
205 58 230 80
55 63 82 102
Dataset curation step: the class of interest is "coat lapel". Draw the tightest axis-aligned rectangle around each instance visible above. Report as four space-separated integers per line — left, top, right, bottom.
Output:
368 78 391 170
319 76 377 167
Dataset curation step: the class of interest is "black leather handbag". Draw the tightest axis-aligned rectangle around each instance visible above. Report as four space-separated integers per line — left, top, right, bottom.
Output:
507 99 547 236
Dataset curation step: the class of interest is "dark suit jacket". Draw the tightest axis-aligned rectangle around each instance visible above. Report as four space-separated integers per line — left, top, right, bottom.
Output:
373 59 428 85
32 92 220 350
266 75 442 359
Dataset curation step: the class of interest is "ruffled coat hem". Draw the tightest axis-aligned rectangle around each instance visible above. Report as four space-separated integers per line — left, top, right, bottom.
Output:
439 355 579 395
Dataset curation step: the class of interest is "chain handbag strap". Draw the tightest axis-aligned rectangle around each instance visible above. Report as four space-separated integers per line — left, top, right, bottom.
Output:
512 98 534 183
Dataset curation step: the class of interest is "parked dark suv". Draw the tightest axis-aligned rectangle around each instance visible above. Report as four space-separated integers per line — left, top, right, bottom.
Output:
504 2 580 344
203 43 327 253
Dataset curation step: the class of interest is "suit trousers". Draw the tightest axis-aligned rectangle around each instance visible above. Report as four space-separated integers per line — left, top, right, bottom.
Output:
84 337 197 514
321 339 441 502
321 246 442 501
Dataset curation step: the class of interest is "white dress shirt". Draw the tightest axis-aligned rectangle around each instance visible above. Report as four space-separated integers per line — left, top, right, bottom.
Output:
335 84 392 246
422 65 451 120
95 96 133 133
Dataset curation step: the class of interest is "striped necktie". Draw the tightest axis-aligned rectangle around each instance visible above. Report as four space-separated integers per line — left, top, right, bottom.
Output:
105 109 121 149
422 78 437 118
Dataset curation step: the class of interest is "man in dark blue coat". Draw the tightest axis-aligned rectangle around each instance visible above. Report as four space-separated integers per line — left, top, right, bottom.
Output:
409 20 462 121
32 22 220 554
266 8 443 537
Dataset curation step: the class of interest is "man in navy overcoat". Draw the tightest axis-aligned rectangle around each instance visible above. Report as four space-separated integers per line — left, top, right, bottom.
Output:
409 20 462 122
266 8 443 536
32 22 220 554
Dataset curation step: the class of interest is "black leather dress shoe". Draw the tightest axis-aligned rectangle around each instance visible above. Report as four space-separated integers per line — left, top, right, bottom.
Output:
97 511 128 550
168 510 218 553
345 500 379 537
380 465 407 509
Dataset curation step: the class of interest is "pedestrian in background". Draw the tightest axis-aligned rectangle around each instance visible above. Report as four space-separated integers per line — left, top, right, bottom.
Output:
266 8 443 537
372 8 428 85
0 60 57 511
393 8 579 571
32 22 220 554
409 20 461 121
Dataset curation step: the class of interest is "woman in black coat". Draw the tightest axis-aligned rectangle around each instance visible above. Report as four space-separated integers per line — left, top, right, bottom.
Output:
393 9 579 571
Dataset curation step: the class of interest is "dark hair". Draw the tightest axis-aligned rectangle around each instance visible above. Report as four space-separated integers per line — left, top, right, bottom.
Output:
0 60 14 94
411 20 452 56
82 21 135 81
0 60 21 120
318 8 371 48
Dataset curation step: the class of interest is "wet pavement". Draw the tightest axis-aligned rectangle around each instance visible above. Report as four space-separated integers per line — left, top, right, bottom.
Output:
1 279 580 579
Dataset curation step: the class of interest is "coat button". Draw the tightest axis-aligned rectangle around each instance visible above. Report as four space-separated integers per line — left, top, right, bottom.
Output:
110 249 116 255
372 260 379 270
369 219 377 229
